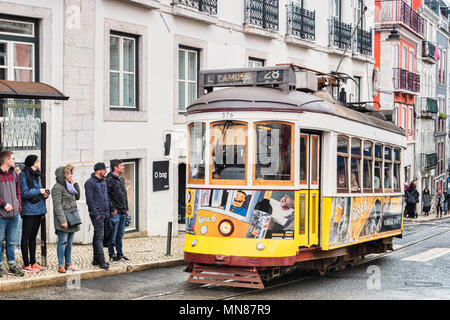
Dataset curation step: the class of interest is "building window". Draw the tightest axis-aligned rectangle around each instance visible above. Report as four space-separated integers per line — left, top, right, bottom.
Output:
178 46 200 114
109 32 138 109
248 57 265 68
122 159 139 232
353 76 361 102
0 16 38 81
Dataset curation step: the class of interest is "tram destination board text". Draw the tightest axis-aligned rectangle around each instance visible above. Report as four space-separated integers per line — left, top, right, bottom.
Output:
204 69 284 87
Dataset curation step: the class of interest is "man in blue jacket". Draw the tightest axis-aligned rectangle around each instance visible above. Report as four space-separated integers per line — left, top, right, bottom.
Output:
84 162 110 269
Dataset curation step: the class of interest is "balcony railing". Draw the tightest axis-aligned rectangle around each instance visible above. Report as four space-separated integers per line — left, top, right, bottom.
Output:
172 0 218 15
424 0 440 16
422 40 437 63
421 152 438 170
375 0 424 38
393 68 420 93
244 0 279 31
286 3 315 41
355 27 372 55
329 17 352 50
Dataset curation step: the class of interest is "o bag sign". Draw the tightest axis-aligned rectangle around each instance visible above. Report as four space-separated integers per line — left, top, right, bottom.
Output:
153 160 169 191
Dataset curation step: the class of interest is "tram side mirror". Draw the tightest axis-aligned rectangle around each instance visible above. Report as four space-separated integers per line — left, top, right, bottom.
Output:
164 133 171 156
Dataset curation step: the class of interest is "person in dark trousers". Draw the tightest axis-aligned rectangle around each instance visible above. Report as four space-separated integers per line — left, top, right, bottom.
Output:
422 188 431 216
435 192 443 218
0 150 24 277
405 181 419 219
443 190 449 215
106 159 130 262
19 155 48 273
84 162 110 270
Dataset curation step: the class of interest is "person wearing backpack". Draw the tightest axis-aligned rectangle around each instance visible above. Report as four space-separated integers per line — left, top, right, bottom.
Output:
51 164 82 273
405 181 419 219
19 155 48 273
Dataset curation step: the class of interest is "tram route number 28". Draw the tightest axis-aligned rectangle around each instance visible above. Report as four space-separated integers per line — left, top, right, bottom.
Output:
256 70 283 83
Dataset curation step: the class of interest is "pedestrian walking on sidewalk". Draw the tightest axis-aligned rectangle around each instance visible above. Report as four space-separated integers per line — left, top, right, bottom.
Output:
435 192 443 218
444 190 449 215
51 164 82 273
445 190 450 216
85 162 110 270
422 188 431 216
0 150 24 277
19 155 48 273
405 181 419 219
106 159 130 262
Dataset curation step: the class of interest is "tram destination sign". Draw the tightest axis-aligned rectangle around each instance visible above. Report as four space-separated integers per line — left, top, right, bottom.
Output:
204 69 284 87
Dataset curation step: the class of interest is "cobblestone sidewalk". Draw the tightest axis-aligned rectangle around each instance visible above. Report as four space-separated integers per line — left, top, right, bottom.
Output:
0 235 185 291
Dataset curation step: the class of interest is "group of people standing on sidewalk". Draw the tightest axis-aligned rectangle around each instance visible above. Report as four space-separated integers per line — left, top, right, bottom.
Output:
404 180 449 219
0 150 130 277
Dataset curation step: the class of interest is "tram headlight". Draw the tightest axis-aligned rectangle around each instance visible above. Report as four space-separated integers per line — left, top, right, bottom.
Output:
200 225 208 235
218 219 234 237
256 242 265 251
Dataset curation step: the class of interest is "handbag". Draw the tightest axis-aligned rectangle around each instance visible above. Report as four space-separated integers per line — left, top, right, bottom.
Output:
64 208 82 228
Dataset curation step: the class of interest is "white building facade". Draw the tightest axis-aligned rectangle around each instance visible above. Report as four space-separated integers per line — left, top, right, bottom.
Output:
0 0 376 242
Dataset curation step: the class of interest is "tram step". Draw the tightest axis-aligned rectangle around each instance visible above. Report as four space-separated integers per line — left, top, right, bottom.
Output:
188 264 264 289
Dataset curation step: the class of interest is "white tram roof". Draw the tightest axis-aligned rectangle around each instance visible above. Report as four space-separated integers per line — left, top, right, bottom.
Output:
187 87 406 137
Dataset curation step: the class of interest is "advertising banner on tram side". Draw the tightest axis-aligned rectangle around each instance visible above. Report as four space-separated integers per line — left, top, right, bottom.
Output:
328 196 403 249
185 189 295 240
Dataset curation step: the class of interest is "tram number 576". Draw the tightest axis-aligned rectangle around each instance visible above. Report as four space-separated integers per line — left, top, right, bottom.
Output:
221 112 234 119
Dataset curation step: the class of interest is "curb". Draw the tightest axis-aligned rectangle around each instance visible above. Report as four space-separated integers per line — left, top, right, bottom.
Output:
405 215 450 223
0 259 186 292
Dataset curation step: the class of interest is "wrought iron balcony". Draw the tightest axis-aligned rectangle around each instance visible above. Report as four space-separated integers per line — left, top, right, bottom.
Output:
355 27 372 55
244 0 279 32
424 0 440 16
375 0 424 38
172 0 217 15
286 3 315 41
422 40 437 64
421 152 438 170
393 68 420 93
329 17 352 50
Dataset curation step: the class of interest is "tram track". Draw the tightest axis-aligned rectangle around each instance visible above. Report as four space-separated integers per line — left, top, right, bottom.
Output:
132 223 450 301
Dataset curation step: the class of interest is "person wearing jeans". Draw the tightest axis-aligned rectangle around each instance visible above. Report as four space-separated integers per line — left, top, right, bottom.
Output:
84 162 110 270
52 164 81 273
0 150 24 277
106 159 130 262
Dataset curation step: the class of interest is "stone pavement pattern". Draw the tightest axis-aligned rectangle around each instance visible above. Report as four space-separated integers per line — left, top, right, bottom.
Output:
0 235 185 290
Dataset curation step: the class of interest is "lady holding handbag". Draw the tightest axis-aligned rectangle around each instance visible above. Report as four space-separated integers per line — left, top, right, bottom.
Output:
51 164 82 273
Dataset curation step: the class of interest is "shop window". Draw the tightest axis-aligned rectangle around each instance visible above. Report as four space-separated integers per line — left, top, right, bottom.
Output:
363 140 373 192
374 143 383 192
337 135 349 192
110 31 139 109
188 122 205 184
384 146 392 191
0 16 38 81
210 121 247 184
254 122 293 185
350 138 361 193
122 159 139 232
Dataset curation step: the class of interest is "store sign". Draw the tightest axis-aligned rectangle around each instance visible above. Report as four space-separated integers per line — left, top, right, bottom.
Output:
153 161 169 191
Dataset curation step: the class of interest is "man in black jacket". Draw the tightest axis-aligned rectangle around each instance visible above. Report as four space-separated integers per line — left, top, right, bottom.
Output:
106 159 130 262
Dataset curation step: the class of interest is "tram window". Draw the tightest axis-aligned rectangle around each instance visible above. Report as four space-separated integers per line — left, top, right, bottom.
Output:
374 144 383 192
363 141 373 191
384 146 392 190
350 138 361 193
210 121 247 184
299 134 308 184
188 122 205 183
393 148 401 191
254 122 293 184
337 136 349 192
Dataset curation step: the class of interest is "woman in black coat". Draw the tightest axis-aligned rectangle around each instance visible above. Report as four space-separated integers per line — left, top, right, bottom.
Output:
405 181 419 218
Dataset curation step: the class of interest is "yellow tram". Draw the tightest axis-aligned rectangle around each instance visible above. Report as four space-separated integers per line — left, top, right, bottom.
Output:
183 65 406 288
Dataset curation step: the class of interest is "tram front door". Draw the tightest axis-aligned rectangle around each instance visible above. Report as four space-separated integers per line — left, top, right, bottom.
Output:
297 132 321 247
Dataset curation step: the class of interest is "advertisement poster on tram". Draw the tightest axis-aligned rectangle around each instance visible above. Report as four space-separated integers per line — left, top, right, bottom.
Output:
328 196 403 248
185 189 295 239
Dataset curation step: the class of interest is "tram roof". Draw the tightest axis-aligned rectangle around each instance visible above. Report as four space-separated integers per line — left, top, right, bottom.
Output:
187 87 405 136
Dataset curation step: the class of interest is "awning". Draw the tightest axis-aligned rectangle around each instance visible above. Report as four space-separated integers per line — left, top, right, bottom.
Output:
0 80 69 100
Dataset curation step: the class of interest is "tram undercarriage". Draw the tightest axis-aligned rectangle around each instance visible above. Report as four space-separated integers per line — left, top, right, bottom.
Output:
185 237 394 289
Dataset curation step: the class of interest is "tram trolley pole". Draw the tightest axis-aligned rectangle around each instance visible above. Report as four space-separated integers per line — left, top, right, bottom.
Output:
166 221 172 256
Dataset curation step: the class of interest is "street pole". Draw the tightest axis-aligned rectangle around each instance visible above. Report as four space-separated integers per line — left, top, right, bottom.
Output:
40 121 47 267
166 221 172 256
